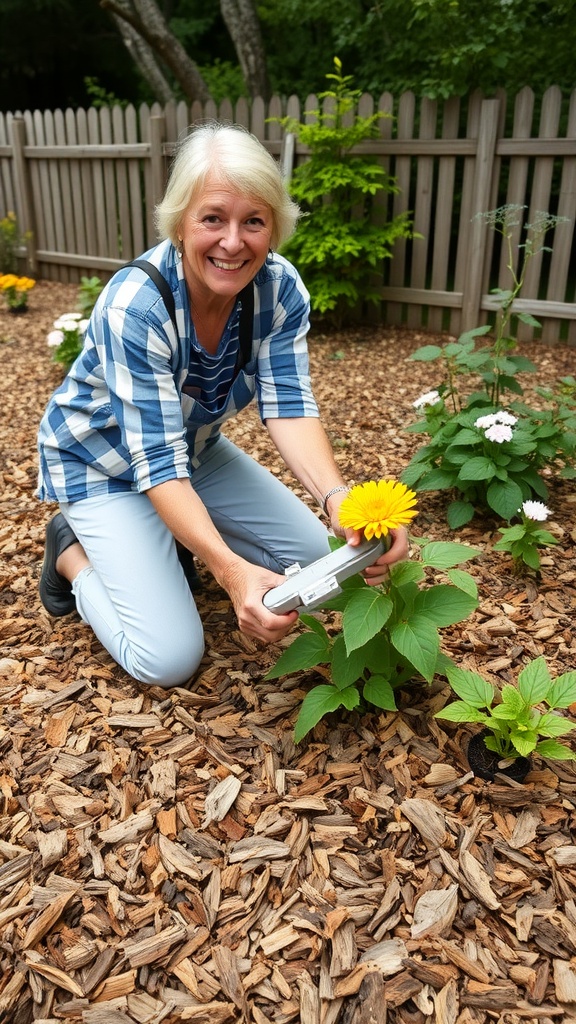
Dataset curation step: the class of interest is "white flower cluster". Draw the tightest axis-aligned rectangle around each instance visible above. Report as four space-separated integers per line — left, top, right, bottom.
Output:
521 500 551 522
47 312 89 348
413 389 441 409
474 409 518 443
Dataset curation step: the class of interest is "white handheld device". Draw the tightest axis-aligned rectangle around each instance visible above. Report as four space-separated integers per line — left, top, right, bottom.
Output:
263 536 387 615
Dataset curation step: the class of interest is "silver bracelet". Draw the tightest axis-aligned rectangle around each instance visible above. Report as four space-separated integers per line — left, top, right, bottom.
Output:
322 485 349 515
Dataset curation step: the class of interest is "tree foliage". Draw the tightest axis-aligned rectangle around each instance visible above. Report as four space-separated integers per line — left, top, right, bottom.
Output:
1 0 574 112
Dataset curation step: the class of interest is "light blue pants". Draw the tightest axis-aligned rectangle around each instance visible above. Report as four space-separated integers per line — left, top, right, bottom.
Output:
61 436 329 688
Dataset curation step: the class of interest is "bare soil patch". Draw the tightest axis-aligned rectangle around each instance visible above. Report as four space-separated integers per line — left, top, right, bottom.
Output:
1 281 576 1023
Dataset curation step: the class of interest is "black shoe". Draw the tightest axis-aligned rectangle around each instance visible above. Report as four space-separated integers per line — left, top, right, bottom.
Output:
176 542 203 593
39 514 78 616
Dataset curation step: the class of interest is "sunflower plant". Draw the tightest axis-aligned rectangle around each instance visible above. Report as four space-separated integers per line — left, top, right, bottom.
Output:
266 479 480 742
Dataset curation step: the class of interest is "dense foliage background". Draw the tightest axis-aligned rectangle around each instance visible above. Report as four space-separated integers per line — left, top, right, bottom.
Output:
1 0 575 114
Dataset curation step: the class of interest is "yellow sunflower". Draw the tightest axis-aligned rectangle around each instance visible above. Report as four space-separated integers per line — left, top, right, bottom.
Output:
338 479 418 540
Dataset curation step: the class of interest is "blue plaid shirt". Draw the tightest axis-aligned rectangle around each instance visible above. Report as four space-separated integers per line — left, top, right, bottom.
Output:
37 241 319 503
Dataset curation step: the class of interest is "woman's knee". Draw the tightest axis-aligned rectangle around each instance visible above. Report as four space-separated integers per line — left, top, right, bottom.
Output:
128 632 205 689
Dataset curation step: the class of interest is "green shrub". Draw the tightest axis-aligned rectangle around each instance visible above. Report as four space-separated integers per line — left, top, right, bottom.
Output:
274 58 413 326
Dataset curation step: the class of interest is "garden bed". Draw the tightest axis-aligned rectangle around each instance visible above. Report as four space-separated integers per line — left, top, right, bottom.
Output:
1 281 575 1023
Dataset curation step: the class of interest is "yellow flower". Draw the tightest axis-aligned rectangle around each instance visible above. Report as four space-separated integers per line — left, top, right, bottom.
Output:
338 478 418 540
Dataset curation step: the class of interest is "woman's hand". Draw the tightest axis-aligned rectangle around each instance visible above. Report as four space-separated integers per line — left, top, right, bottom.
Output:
358 527 409 586
222 560 298 642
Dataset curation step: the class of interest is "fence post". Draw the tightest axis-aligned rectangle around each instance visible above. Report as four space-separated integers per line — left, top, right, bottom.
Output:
460 98 500 333
11 117 38 274
148 114 166 244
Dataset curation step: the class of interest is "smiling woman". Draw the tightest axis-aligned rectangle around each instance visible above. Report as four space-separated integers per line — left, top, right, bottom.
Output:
36 121 409 689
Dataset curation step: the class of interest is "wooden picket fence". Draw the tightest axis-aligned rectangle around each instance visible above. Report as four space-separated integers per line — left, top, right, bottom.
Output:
0 88 575 342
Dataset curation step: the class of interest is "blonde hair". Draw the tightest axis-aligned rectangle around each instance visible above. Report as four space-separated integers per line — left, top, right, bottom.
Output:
155 122 299 250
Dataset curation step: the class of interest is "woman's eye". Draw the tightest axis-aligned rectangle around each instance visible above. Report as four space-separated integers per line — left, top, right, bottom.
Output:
246 217 265 227
203 215 220 224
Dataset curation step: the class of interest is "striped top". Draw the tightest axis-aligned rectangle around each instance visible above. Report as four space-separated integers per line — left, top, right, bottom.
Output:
37 240 319 503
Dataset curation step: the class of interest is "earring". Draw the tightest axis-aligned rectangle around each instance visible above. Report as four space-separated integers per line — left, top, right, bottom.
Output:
176 238 183 258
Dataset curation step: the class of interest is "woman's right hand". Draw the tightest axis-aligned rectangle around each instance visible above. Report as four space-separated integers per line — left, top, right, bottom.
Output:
222 560 298 642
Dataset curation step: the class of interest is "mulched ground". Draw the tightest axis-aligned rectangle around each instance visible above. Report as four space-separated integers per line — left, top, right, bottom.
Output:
1 280 576 1024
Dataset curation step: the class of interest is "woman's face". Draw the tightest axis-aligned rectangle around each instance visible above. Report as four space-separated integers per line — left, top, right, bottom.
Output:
178 177 274 304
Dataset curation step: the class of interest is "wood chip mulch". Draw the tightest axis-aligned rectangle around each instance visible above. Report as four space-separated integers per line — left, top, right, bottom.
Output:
1 281 576 1024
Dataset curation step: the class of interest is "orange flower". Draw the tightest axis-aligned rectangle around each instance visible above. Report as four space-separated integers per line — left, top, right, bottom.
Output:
338 479 418 540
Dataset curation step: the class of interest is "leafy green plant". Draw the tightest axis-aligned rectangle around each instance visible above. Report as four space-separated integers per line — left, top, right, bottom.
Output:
0 212 31 274
493 499 558 570
401 207 575 527
273 57 413 325
267 537 480 743
78 275 103 317
436 657 576 762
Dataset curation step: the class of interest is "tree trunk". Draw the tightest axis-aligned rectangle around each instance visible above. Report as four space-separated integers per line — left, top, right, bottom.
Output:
100 0 212 103
219 0 270 99
111 13 175 104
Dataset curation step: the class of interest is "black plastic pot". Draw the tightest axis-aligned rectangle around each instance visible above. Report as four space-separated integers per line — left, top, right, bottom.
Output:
467 731 531 783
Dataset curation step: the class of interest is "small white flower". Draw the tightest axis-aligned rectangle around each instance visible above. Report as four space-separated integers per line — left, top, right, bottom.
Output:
485 423 513 443
413 389 441 409
494 410 518 426
54 312 82 327
521 500 551 521
474 413 498 429
79 319 90 333
47 329 64 347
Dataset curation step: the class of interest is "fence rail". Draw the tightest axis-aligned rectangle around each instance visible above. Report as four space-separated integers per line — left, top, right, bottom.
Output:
1 87 575 343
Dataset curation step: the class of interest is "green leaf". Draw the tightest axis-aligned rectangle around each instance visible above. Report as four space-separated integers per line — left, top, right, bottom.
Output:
435 651 457 678
500 684 527 714
535 739 576 761
299 614 331 639
509 729 538 757
363 675 397 711
537 713 576 739
518 656 552 705
413 585 478 627
487 478 524 520
445 664 494 708
516 312 541 327
265 631 330 679
435 700 487 723
343 588 393 655
417 468 457 491
458 456 496 482
410 345 443 361
447 500 475 528
446 568 478 598
390 614 439 682
331 634 369 689
293 684 360 743
421 541 481 569
389 561 426 586
547 671 576 709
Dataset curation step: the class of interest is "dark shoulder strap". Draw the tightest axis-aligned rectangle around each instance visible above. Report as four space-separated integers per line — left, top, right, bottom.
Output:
238 283 254 369
129 259 177 331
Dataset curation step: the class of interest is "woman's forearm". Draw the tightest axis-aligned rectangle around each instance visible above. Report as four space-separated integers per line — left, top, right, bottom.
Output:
147 477 244 590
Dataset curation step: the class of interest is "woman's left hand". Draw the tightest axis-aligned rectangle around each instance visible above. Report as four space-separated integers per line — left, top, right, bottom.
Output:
360 527 409 585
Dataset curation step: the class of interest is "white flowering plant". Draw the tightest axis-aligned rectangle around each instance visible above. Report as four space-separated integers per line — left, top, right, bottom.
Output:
493 500 559 570
402 207 575 527
48 312 90 369
48 275 102 369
